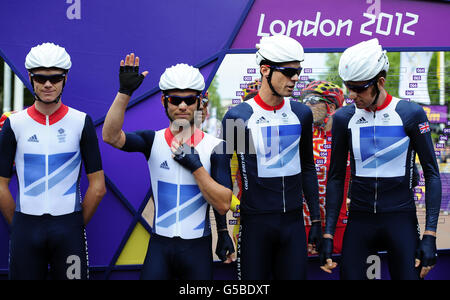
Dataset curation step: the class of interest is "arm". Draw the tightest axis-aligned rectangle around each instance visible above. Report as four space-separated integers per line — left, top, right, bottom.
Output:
0 118 17 225
80 115 106 225
320 111 350 273
82 170 106 225
192 168 231 216
102 53 148 149
324 112 350 237
406 108 441 234
0 177 15 225
300 107 320 222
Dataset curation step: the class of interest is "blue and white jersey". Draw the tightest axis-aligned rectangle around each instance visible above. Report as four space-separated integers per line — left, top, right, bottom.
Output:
325 95 441 234
222 93 320 218
122 128 231 239
0 103 102 216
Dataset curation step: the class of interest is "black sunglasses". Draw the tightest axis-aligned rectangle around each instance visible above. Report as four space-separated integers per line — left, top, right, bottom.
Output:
164 95 200 106
265 65 302 78
30 73 66 84
303 94 332 105
344 78 377 93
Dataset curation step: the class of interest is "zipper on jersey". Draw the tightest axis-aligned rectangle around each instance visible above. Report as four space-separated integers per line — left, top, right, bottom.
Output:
373 111 378 214
282 176 286 213
45 115 50 213
175 164 181 236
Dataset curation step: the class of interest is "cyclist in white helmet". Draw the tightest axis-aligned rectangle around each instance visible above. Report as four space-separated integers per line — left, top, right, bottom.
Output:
102 54 233 279
0 42 106 279
221 35 321 279
321 38 441 279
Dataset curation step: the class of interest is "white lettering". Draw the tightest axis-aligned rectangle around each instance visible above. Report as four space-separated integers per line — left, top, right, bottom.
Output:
66 0 81 20
403 12 419 36
257 14 270 37
269 20 286 35
319 19 336 37
360 13 376 36
366 255 381 280
336 19 352 36
376 13 393 36
303 12 321 36
366 0 381 16
66 255 81 280
287 19 303 37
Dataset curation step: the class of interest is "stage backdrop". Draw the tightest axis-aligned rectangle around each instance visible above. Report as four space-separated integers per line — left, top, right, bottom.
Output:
0 0 449 279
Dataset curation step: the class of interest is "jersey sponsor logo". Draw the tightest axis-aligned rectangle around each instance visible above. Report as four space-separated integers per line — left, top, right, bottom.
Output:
27 134 39 143
359 126 409 169
356 117 368 124
418 122 430 134
160 160 170 170
256 116 269 124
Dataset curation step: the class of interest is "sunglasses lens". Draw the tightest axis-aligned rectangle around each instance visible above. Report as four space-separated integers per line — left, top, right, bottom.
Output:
345 79 375 93
32 74 65 84
166 96 198 106
276 67 302 78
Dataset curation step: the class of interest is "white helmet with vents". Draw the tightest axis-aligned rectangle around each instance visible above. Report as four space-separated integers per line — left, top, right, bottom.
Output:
159 63 205 91
339 38 389 82
256 35 304 65
25 42 72 70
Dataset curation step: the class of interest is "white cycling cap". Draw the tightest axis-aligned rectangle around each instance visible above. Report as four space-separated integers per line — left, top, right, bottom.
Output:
256 35 304 65
159 63 205 91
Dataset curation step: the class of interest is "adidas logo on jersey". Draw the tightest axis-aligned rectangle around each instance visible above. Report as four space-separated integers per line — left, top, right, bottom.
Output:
27 134 39 143
256 116 269 124
356 117 368 124
160 161 170 170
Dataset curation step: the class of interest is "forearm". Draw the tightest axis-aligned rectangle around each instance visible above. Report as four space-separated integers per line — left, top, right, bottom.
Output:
102 92 130 147
192 167 231 215
0 187 15 225
81 171 106 225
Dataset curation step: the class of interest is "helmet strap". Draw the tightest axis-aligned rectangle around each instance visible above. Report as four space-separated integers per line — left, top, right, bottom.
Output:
266 68 283 98
31 73 67 105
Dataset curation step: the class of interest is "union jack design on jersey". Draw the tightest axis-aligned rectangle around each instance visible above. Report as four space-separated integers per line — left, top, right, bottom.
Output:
418 122 430 134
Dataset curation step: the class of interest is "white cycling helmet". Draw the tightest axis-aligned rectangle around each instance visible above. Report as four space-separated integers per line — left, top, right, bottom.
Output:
339 38 389 82
25 42 72 70
159 63 205 92
256 35 304 65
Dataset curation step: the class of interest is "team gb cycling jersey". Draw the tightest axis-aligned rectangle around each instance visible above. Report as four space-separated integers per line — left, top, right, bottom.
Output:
325 95 441 235
121 128 231 240
0 103 102 216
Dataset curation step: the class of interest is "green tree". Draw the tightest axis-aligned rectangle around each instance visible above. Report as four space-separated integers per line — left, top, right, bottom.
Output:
207 75 225 121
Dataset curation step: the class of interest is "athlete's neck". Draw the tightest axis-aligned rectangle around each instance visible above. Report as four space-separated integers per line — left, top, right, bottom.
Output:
324 117 333 133
34 100 62 116
368 88 387 112
258 84 284 107
169 122 196 144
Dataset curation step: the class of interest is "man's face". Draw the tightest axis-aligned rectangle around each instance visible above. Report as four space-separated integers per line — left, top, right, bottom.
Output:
262 61 301 97
29 68 66 103
162 89 200 127
305 101 329 125
346 79 379 109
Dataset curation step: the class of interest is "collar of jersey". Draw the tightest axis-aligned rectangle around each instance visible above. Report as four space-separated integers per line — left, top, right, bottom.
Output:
254 93 285 111
364 94 392 112
27 103 69 125
164 127 204 148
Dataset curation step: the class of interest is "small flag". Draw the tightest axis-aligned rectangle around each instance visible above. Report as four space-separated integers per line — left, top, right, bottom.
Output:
418 122 430 134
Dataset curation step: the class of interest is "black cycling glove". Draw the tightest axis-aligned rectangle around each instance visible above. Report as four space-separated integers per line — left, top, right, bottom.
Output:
119 65 145 96
319 237 333 266
216 231 235 262
173 143 203 173
415 235 437 267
